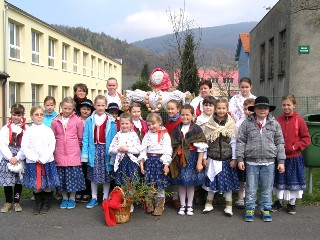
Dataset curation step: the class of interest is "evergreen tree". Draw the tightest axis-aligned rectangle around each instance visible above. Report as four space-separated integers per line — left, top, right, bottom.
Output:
178 32 200 95
140 63 150 82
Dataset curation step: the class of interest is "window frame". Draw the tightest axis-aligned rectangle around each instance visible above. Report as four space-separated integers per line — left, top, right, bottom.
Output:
31 30 40 64
9 22 21 60
48 38 55 68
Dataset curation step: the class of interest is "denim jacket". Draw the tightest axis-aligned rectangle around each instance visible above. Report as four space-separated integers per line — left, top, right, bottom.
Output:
236 114 285 164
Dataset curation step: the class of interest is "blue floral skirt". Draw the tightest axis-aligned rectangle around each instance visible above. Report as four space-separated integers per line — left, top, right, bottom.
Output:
115 157 141 186
87 144 114 183
57 166 86 192
0 147 22 186
274 155 306 191
24 162 60 190
171 150 205 186
204 160 239 193
144 155 171 189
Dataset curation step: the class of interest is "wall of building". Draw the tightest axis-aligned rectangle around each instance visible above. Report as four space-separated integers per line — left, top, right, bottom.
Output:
2 2 122 122
237 46 249 79
250 0 290 98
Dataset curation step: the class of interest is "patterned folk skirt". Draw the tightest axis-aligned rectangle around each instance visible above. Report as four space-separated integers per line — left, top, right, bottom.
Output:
0 147 22 186
87 144 114 183
171 150 205 187
24 161 60 190
144 155 171 190
204 160 239 193
115 157 141 186
57 166 86 193
274 155 306 191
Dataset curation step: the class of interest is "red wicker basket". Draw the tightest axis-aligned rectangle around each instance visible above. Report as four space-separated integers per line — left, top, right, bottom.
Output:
111 186 132 224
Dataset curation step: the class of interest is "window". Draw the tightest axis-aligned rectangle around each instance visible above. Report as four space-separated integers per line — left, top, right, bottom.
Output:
260 43 266 81
31 84 40 104
83 52 87 75
48 38 55 67
104 62 107 79
9 82 21 107
211 78 218 84
9 22 21 59
279 29 286 75
62 44 68 70
223 78 233 84
114 65 117 76
73 48 79 73
268 37 274 79
31 31 40 64
91 56 95 77
48 85 57 97
91 89 96 99
62 86 69 99
97 59 102 79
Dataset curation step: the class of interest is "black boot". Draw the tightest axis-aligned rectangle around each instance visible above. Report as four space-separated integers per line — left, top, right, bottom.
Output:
33 192 43 215
40 192 52 214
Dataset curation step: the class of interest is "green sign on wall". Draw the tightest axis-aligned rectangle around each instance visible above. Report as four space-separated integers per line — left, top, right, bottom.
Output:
298 45 310 54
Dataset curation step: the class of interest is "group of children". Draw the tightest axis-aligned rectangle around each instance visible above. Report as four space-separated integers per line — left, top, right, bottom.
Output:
0 77 311 223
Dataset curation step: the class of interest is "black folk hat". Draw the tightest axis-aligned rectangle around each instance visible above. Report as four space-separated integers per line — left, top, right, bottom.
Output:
106 102 124 115
79 99 95 112
248 96 276 112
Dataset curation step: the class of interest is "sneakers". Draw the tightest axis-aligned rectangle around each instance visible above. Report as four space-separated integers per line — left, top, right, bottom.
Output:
287 204 296 215
60 199 69 209
235 199 245 209
245 207 255 222
14 203 22 212
186 206 194 216
1 203 12 213
224 206 233 217
202 199 214 213
271 200 283 212
67 200 76 209
178 206 186 215
261 206 272 222
86 198 98 209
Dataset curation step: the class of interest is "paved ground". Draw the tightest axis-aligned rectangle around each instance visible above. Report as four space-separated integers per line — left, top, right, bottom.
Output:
0 199 319 240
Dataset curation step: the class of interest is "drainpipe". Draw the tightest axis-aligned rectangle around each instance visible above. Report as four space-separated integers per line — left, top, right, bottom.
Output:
2 4 8 126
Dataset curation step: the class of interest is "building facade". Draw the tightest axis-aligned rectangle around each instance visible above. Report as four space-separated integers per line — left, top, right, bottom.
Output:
0 1 122 125
235 33 250 80
250 0 320 99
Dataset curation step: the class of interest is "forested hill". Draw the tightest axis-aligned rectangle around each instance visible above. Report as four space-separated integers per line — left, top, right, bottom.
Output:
53 22 257 77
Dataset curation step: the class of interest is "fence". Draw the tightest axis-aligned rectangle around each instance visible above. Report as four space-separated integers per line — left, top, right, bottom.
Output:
1 96 319 125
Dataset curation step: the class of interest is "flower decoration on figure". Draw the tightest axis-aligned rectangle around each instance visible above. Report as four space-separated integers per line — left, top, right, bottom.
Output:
126 68 193 112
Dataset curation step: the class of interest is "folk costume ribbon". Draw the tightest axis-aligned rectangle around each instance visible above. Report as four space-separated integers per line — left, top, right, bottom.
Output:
36 163 46 191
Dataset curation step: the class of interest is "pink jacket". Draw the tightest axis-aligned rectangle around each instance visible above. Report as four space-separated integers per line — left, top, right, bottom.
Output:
51 113 84 167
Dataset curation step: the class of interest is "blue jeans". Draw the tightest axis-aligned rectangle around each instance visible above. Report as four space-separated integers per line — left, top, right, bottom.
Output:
245 163 275 211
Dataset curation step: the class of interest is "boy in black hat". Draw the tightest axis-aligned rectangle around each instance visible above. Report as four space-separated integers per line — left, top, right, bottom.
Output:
106 103 123 131
78 99 95 125
236 96 285 222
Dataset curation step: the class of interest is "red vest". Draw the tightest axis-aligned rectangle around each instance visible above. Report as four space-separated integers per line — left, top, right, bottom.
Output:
94 116 108 144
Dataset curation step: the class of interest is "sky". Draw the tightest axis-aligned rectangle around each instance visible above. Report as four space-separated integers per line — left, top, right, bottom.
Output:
6 0 279 43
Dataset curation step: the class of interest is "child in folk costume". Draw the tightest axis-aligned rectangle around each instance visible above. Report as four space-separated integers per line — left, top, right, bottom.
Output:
130 102 148 140
272 94 310 214
139 113 172 216
195 96 215 131
229 77 256 123
237 96 285 222
170 104 208 216
106 102 123 132
43 96 58 127
109 113 141 186
81 95 117 209
165 100 182 209
121 97 130 114
75 99 95 203
0 104 27 213
202 98 239 216
22 106 60 215
51 97 86 209
234 98 255 209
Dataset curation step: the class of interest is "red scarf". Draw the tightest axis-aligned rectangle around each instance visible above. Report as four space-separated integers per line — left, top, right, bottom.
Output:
7 118 27 144
157 129 168 142
102 189 123 226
